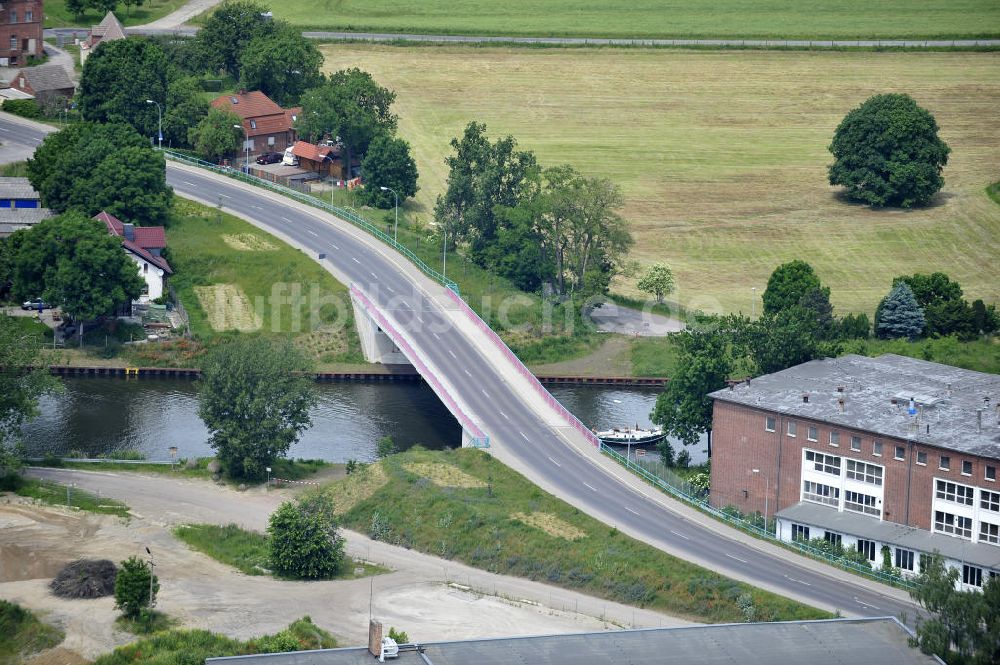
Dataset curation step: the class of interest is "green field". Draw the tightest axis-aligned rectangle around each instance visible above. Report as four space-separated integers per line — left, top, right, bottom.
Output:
44 0 187 28
256 1 1000 39
0 600 63 665
319 45 1000 316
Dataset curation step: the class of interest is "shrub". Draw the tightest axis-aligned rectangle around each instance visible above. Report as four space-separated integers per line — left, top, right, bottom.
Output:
3 99 41 119
387 627 409 643
114 556 159 618
376 436 398 459
267 499 344 579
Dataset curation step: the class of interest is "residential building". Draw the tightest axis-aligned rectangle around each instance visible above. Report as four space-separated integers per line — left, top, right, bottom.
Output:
0 176 51 237
80 11 125 64
289 140 360 180
710 354 1000 590
206 617 938 665
6 64 76 105
96 211 172 303
0 0 43 67
210 91 301 159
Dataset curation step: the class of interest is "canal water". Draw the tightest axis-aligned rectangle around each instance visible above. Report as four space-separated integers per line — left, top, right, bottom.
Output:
21 377 708 464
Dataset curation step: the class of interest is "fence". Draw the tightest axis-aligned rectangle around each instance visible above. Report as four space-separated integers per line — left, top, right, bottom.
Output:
350 284 489 448
599 443 916 590
444 289 601 447
160 149 459 295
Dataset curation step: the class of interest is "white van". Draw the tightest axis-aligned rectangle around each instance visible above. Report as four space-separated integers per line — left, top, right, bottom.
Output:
380 636 399 660
282 147 299 166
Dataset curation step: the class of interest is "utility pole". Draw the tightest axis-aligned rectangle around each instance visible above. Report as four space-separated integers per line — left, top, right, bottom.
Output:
145 547 156 608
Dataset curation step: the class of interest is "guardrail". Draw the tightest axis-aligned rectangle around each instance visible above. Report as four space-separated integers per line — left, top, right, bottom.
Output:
160 149 459 295
350 284 489 448
443 289 601 447
599 443 916 590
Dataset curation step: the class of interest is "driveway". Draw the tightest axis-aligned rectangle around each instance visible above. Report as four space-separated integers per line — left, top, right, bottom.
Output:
587 301 684 336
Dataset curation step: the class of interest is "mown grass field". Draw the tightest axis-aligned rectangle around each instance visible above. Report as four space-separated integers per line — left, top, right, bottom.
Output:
260 1 1000 39
44 0 187 28
319 45 1000 316
314 448 829 623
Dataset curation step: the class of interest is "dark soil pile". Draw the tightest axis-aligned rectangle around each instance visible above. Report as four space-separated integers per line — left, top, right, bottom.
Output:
49 559 117 599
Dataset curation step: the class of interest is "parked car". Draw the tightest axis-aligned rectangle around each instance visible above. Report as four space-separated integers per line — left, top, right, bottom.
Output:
255 152 282 165
282 147 299 166
21 298 51 311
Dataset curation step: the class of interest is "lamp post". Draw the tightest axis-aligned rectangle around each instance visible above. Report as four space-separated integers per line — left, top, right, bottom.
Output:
145 547 156 608
752 468 769 532
234 124 249 173
266 466 272 489
442 219 448 280
145 99 162 149
380 186 398 244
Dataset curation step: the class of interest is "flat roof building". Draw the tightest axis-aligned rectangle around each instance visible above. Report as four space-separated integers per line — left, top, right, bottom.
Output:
710 354 1000 590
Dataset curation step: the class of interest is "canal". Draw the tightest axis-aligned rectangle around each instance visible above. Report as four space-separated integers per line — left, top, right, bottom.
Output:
21 377 708 464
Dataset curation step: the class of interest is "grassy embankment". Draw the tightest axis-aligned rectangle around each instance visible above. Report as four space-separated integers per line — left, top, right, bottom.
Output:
0 600 64 665
92 617 336 665
0 473 130 517
172 522 387 578
43 0 187 28
309 447 829 622
248 1 1000 40
32 456 331 484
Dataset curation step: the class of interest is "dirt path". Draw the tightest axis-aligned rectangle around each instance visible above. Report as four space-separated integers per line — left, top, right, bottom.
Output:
132 0 223 29
531 335 633 377
3 468 690 661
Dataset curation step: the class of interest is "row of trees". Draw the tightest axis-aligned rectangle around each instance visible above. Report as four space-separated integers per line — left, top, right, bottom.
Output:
435 122 633 297
876 272 998 341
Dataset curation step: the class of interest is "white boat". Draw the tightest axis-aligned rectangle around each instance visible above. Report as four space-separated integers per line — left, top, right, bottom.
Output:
595 425 665 445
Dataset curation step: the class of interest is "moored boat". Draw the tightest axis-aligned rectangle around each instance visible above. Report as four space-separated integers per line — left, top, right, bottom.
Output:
595 425 665 445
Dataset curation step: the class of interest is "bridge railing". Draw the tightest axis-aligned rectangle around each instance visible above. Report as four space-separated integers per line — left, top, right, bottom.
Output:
600 443 917 590
443 289 600 447
350 284 489 448
160 150 459 295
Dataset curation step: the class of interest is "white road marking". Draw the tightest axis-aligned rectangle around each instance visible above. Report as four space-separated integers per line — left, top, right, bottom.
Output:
583 482 598 492
331 243 340 250
481 388 490 398
432 332 441 340
725 553 749 564
625 506 640 516
219 194 231 198
416 315 425 323
448 349 457 359
280 216 293 223
307 229 318 237
519 431 529 441
854 597 879 610
0 128 7 132
370 271 378 278
784 575 812 587
548 456 562 468
352 257 361 264
464 369 472 377
183 181 198 187
252 205 263 210
385 285 395 293
499 411 509 420
670 530 690 541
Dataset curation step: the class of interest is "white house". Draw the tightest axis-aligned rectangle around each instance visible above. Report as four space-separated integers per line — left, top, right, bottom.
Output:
95 211 172 303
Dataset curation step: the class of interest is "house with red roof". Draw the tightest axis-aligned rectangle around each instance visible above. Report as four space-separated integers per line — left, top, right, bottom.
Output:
289 140 361 180
210 90 301 158
96 211 172 304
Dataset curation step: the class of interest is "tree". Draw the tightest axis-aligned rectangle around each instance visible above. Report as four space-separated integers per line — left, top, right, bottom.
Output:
114 555 159 618
78 38 169 139
829 93 950 208
267 499 345 579
838 312 871 339
971 299 1000 336
376 436 397 459
762 260 825 315
9 213 145 335
637 263 675 304
360 134 419 209
162 76 209 149
121 0 145 17
796 286 835 338
189 108 243 163
747 307 832 375
876 283 926 340
65 0 87 20
27 122 172 225
196 0 275 77
197 337 317 480
239 25 323 106
892 272 978 339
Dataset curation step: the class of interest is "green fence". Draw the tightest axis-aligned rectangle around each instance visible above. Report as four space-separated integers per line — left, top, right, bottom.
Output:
161 150 460 295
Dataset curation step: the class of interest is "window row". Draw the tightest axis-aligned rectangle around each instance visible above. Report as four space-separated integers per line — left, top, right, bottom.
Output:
935 510 973 539
802 481 839 507
804 449 841 476
935 480 1000 513
844 490 880 517
846 459 883 487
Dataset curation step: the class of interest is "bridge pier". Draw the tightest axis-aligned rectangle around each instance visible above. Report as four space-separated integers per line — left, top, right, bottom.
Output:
351 297 413 366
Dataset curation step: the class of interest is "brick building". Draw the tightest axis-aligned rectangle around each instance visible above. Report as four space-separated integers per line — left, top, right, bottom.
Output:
710 354 1000 589
210 91 301 159
1 0 43 67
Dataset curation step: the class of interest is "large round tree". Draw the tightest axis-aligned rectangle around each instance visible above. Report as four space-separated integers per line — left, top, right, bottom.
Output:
828 93 950 208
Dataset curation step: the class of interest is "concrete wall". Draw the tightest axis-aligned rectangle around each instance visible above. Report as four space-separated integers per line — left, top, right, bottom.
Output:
351 296 411 366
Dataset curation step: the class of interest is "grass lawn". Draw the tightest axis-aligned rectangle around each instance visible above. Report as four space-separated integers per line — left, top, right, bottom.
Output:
44 0 187 28
165 198 365 368
313 447 829 623
252 1 1000 40
172 522 388 578
0 474 129 518
0 600 64 665
318 45 1000 317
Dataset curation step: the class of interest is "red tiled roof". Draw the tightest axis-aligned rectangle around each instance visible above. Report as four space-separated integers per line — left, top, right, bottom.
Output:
94 211 172 274
291 140 334 162
210 91 284 119
133 226 166 249
243 114 292 136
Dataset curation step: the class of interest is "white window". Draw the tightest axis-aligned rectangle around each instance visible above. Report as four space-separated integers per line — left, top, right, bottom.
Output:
963 564 983 587
10 11 17 23
940 455 950 471
267 135 275 146
792 524 810 541
802 480 839 507
807 426 818 442
857 539 876 561
895 446 906 461
895 548 915 571
250 119 257 129
935 510 972 539
850 436 861 452
962 460 973 476
917 451 927 466
9 36 16 51
824 531 842 548
787 421 797 437
873 440 883 456
846 459 883 486
936 479 974 506
981 522 1000 545
830 431 840 447
765 416 775 432
982 490 1000 513
26 10 33 21
805 450 841 476
844 490 880 517
988 465 997 482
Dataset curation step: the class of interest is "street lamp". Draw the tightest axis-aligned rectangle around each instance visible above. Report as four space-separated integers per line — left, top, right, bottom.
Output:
234 124 249 173
752 468 769 531
442 218 448 280
380 186 398 244
145 547 156 608
266 466 272 488
145 99 162 150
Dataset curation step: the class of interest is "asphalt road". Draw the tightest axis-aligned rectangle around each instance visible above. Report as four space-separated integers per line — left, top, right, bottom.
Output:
0 114 921 622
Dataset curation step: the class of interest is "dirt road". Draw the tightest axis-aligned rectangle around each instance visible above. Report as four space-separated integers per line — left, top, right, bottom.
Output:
2 468 689 660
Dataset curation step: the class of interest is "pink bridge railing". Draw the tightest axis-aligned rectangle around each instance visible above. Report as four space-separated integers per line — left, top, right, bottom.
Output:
444 290 600 447
351 284 489 448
